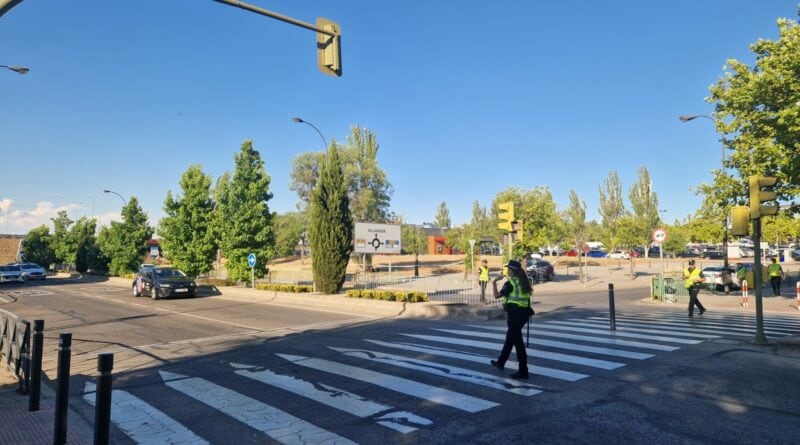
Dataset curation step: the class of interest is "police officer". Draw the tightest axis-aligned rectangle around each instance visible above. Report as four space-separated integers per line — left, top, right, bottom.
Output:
490 259 533 379
478 259 490 303
683 259 707 317
768 257 784 296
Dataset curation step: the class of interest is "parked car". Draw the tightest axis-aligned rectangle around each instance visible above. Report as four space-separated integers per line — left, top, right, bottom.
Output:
677 249 699 258
18 263 47 280
792 249 800 261
564 250 578 257
738 247 754 258
702 250 725 260
0 264 25 283
132 266 197 299
608 251 630 260
586 250 607 258
526 259 555 282
701 266 735 291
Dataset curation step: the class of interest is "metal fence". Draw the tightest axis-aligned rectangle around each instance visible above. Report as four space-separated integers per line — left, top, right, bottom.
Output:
0 308 31 392
349 271 503 306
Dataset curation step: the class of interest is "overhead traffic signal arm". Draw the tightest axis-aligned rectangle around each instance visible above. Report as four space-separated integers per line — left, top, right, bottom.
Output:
748 175 778 219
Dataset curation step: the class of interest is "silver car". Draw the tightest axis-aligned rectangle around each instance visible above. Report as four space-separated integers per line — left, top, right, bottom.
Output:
19 263 47 280
0 264 26 283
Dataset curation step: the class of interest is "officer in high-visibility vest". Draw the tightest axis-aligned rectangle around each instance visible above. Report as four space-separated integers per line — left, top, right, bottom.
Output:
768 257 784 296
478 259 490 303
683 259 707 317
490 259 534 380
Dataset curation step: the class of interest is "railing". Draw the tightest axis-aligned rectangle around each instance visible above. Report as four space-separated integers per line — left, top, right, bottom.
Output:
350 271 502 306
0 308 31 392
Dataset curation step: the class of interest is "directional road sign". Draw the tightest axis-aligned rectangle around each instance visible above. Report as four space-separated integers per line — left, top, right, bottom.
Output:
248 253 257 268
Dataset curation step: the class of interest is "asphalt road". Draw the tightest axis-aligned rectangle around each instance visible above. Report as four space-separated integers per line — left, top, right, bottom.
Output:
2 277 799 444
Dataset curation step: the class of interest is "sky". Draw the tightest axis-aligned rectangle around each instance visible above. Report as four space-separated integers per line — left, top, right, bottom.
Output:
1 0 798 235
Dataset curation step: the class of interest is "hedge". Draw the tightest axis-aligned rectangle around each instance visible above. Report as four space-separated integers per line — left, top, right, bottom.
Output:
344 289 429 303
255 283 313 293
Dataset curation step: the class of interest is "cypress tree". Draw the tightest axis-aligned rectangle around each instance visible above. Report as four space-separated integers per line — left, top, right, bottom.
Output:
309 145 353 293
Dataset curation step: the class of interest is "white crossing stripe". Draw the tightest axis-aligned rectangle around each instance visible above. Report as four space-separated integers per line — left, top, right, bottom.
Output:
329 347 542 396
83 382 209 445
435 329 654 360
545 320 719 339
584 316 786 337
402 334 624 370
229 362 432 434
637 311 800 330
536 323 704 344
626 314 798 336
159 371 356 445
366 339 588 382
276 353 499 413
465 325 680 352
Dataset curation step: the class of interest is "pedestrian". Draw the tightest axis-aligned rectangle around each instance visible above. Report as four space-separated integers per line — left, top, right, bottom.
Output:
768 257 785 296
478 259 490 303
736 263 747 287
683 259 707 317
490 259 534 380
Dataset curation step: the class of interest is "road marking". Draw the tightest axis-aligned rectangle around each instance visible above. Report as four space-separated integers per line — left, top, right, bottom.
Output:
83 382 208 444
621 314 799 336
276 353 499 413
465 324 679 352
329 347 542 396
545 320 719 339
365 339 588 382
230 363 432 434
535 323 704 344
435 329 654 360
583 316 792 337
402 334 625 370
159 371 356 445
6 289 54 296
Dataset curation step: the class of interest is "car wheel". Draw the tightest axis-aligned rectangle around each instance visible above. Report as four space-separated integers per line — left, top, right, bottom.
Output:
189 289 196 298
549 272 555 281
151 287 159 300
132 284 140 297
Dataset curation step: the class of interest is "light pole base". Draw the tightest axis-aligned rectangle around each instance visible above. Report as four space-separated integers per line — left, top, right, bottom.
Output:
752 332 769 345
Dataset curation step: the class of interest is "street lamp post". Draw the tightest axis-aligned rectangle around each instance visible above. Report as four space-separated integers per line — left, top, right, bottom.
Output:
0 64 29 75
292 117 329 151
103 189 127 207
679 114 730 292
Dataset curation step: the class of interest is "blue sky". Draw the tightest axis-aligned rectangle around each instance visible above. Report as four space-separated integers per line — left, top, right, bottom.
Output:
1 1 798 235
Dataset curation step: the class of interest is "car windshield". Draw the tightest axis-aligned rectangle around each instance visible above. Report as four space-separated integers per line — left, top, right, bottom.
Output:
154 268 186 278
21 264 40 270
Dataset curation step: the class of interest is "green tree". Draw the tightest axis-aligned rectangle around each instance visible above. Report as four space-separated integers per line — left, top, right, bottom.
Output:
290 126 393 222
72 218 104 274
469 200 492 236
563 190 587 281
159 165 217 277
50 210 74 267
433 201 451 229
662 224 690 256
615 215 644 250
274 211 309 258
97 197 153 276
628 166 660 255
216 141 276 282
401 223 428 277
21 225 56 268
492 186 562 258
598 170 626 252
309 146 353 293
704 17 800 211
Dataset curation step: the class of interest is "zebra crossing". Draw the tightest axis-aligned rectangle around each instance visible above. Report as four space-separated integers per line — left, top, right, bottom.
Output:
81 310 800 444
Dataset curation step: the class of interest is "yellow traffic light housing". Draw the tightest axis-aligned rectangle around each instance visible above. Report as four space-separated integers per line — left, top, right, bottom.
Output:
730 206 750 236
498 201 514 231
317 17 341 77
513 219 524 241
748 175 778 219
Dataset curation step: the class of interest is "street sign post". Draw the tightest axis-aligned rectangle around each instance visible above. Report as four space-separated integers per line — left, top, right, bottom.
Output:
247 253 256 288
652 228 667 280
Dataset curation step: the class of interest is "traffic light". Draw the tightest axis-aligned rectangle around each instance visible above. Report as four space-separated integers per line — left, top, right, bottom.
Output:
498 202 514 231
748 175 778 219
730 206 750 236
317 17 341 77
513 219 524 241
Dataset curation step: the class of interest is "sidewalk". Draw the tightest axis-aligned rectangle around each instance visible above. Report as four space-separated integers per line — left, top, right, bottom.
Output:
0 368 93 444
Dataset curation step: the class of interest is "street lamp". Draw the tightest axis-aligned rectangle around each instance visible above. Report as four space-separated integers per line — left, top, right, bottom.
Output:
103 189 127 206
679 114 730 289
292 116 329 151
1 64 29 75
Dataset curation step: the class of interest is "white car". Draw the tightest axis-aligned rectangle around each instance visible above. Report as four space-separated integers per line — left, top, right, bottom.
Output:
19 263 47 280
0 264 26 283
608 251 630 260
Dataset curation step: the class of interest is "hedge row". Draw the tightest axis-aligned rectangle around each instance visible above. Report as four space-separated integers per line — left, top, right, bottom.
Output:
255 283 313 293
345 289 429 302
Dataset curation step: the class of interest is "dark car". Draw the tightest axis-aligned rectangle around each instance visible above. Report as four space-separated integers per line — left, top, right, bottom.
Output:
792 249 800 261
132 266 197 299
702 250 724 260
677 249 700 258
526 259 555 282
586 250 607 258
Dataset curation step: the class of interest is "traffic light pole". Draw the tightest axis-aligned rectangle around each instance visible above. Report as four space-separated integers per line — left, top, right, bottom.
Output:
751 218 768 345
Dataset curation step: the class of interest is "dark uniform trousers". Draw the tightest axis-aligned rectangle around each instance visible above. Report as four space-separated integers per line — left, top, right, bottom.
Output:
497 306 529 372
688 285 705 316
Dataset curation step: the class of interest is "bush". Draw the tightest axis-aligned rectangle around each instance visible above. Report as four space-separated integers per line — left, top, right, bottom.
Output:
200 278 237 287
345 289 427 302
255 283 313 293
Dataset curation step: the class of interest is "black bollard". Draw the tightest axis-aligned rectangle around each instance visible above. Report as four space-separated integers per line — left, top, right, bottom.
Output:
53 332 72 445
608 283 616 331
29 320 44 412
94 353 114 445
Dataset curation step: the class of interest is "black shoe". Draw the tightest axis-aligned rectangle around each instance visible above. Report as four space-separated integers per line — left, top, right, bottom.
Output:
490 360 504 371
699 309 706 315
510 371 529 380
688 313 694 317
